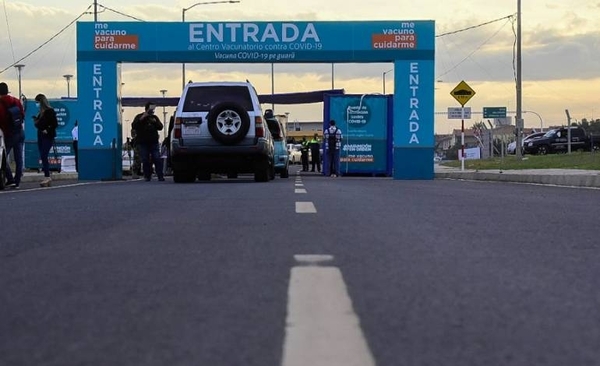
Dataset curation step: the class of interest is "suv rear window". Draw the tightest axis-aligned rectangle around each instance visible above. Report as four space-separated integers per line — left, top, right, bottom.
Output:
183 86 254 112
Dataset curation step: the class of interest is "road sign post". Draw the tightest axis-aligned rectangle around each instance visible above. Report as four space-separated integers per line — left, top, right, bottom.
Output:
450 81 476 171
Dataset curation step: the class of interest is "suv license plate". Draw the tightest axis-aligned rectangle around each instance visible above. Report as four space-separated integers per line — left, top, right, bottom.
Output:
183 125 201 135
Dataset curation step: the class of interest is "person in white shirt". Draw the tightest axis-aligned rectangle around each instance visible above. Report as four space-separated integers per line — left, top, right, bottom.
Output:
323 119 342 177
71 120 78 172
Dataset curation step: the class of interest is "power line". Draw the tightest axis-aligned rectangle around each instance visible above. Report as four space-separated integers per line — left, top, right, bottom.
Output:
1 0 16 66
0 3 93 75
436 14 516 38
436 17 512 80
97 4 146 22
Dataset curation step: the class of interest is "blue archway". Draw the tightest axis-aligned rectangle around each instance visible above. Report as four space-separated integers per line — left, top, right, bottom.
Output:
76 20 435 180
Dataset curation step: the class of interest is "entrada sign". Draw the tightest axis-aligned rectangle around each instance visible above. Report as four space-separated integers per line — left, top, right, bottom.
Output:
76 20 435 180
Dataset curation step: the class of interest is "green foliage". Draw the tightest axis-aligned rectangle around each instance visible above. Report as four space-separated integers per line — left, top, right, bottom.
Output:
441 151 600 170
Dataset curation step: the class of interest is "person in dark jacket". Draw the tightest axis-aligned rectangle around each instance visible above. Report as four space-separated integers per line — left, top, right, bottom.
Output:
33 94 58 186
308 133 321 173
300 136 309 172
131 102 164 181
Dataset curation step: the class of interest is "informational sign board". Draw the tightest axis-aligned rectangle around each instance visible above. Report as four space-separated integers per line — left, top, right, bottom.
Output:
326 94 391 175
483 107 507 118
23 99 79 170
448 107 471 119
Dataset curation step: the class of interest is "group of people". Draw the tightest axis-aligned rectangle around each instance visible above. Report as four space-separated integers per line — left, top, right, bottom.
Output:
298 119 343 177
0 82 58 188
2 89 343 186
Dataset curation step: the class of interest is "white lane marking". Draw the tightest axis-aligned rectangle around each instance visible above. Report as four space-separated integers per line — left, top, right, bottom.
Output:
295 183 304 187
281 266 376 366
293 254 334 264
295 201 316 213
0 181 117 194
295 188 307 194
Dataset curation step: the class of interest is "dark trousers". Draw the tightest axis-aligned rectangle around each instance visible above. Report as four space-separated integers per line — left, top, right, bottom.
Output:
38 136 54 178
301 151 309 171
310 150 321 172
328 149 340 176
73 140 78 172
4 133 24 185
139 142 164 179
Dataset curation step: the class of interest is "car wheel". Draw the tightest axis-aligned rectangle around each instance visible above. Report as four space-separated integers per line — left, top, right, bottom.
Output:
280 166 289 178
197 171 212 181
537 145 549 155
254 159 270 182
207 102 251 145
173 168 196 183
269 160 276 180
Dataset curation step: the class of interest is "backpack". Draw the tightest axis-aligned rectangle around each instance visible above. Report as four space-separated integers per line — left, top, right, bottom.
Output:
1 99 23 134
327 127 338 150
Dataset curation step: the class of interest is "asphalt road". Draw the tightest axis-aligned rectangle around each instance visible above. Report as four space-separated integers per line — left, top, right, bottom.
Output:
1 167 600 366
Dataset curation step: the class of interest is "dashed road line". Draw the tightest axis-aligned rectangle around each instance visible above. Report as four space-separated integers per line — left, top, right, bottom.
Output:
295 188 307 194
295 201 316 213
282 256 376 366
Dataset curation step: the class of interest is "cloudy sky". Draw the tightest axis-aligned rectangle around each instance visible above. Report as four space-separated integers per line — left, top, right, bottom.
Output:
1 0 599 135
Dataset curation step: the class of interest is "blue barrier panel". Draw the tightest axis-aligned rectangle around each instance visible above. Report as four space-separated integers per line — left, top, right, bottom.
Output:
325 94 390 176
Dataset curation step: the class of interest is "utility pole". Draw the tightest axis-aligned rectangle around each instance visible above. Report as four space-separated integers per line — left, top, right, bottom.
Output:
160 89 168 139
14 64 25 98
271 63 275 111
94 0 98 21
515 0 523 158
565 109 572 154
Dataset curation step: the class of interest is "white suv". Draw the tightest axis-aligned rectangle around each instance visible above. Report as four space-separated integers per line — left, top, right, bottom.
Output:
170 81 275 182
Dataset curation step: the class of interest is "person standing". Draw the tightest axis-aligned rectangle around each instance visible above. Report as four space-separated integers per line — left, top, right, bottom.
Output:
33 94 58 187
0 82 25 188
308 133 321 173
131 101 164 181
71 120 79 172
300 136 310 172
324 119 342 177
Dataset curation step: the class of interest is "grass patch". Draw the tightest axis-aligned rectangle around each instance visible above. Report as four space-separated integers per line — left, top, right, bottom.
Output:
441 152 600 170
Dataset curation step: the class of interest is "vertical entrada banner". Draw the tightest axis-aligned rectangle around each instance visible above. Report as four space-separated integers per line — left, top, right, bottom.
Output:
76 20 434 180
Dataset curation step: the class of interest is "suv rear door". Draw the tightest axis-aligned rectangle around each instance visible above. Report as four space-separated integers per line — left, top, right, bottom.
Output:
178 85 257 146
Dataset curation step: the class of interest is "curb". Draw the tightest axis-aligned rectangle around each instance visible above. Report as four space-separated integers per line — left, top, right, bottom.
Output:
435 171 600 188
21 172 79 183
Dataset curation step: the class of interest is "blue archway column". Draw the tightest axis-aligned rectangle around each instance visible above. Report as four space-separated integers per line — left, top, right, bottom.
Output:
392 59 435 179
76 61 123 180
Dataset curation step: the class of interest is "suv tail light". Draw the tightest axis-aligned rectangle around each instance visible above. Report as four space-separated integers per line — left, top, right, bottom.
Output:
255 116 264 138
174 117 182 138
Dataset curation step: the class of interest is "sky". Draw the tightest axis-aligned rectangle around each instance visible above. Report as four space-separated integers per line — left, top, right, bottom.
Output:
0 0 599 136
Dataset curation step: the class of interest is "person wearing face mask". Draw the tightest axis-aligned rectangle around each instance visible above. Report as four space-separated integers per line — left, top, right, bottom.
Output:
131 101 164 181
33 94 58 187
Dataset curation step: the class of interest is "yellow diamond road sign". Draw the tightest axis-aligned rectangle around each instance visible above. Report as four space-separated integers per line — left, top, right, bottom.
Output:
450 80 476 107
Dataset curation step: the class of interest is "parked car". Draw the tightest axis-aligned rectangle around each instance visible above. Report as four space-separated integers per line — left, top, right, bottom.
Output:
523 127 600 155
170 81 275 182
507 132 546 154
288 144 302 164
264 109 289 178
0 129 6 190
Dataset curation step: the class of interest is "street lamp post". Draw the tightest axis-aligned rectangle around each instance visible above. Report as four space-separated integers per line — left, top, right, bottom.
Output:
382 69 393 94
160 89 168 139
523 110 544 132
14 64 25 98
63 74 74 98
182 0 240 90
